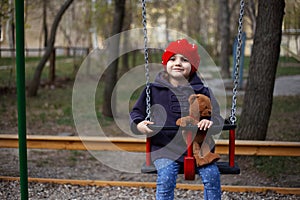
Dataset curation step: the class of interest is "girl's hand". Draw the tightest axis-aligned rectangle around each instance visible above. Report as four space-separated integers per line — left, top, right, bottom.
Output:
197 119 213 131
137 120 154 134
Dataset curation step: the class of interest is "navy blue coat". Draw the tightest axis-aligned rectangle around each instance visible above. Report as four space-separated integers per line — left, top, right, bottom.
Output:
130 71 223 162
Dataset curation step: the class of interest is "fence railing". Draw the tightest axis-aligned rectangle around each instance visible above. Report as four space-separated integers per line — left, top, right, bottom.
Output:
0 46 89 57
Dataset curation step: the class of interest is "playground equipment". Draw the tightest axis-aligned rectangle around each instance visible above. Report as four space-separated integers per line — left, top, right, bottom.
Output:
140 0 244 180
14 0 245 198
15 1 28 199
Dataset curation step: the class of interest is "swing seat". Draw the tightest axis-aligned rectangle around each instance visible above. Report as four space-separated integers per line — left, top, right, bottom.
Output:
141 161 240 175
216 161 240 174
141 162 158 174
141 121 240 178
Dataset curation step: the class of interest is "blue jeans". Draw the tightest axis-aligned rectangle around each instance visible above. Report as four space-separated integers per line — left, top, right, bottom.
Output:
154 158 221 200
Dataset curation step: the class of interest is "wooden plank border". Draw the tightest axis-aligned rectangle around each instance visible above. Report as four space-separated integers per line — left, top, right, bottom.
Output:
0 135 299 156
0 176 299 195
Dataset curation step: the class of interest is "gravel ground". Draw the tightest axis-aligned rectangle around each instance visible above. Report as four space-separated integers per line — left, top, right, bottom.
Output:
0 148 299 199
1 149 297 186
0 180 299 200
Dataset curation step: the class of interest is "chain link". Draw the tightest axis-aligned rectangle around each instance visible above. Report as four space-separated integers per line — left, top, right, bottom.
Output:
141 0 151 121
230 0 244 125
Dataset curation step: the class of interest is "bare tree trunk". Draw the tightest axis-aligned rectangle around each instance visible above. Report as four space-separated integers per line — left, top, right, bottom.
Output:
185 1 201 41
219 0 231 78
90 0 98 49
102 0 125 117
6 0 14 88
237 0 285 140
119 0 132 77
43 0 48 47
6 0 14 51
27 0 74 97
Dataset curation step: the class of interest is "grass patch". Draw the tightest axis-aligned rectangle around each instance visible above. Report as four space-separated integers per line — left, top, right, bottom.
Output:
0 56 84 87
278 56 299 63
267 95 300 141
25 84 76 133
276 66 300 77
226 56 300 80
220 95 300 141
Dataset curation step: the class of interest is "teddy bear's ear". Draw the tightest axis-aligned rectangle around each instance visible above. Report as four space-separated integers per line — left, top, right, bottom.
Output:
188 94 198 104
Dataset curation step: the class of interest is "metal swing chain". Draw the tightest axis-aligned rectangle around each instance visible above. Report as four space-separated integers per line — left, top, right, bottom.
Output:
141 0 151 121
230 0 245 125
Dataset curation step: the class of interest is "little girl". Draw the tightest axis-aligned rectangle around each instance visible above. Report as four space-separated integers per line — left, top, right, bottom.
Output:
130 39 223 200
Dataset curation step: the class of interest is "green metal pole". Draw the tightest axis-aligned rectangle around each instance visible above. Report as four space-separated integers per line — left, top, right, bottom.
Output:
15 0 28 199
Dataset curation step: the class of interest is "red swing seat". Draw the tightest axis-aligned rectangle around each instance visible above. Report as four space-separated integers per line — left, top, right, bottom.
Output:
141 122 240 180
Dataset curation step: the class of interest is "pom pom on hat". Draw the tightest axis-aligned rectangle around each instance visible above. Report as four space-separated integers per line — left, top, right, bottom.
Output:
162 39 200 75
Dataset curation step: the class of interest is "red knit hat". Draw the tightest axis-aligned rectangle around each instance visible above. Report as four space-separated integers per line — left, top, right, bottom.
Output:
161 39 200 75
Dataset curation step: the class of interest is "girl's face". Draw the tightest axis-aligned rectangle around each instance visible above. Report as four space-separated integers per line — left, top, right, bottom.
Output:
166 54 192 79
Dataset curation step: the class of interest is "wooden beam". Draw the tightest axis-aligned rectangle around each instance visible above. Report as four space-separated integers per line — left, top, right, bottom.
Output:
0 135 145 152
0 176 299 195
215 140 300 156
0 134 299 156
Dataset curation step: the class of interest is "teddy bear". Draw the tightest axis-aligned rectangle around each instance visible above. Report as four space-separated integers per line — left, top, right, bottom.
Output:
176 94 220 167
